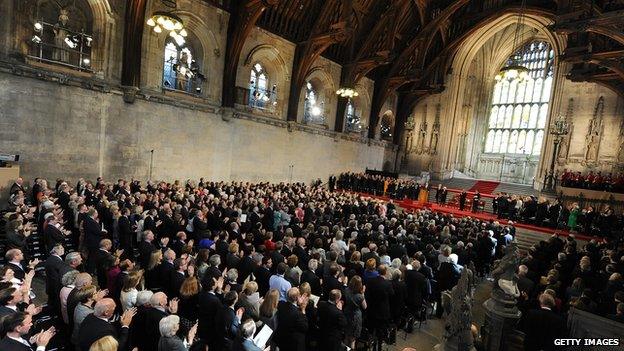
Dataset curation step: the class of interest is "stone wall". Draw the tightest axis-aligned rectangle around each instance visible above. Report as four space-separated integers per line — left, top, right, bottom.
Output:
0 72 394 184
400 15 624 186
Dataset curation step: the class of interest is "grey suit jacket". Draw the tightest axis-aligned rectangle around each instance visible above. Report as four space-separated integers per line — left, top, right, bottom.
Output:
158 335 187 351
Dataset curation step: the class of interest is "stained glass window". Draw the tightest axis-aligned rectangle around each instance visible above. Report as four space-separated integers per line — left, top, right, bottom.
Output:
484 40 554 156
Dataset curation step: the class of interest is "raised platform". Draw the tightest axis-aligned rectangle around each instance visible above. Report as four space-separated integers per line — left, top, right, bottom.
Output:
351 191 602 243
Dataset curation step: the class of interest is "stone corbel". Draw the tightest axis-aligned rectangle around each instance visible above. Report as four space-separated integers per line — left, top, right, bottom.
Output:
121 86 139 103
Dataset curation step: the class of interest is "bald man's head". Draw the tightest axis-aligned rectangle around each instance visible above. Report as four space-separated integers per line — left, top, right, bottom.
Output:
150 292 168 308
94 298 116 319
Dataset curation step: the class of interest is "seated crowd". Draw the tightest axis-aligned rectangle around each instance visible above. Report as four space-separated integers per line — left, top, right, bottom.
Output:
559 170 624 193
0 175 621 351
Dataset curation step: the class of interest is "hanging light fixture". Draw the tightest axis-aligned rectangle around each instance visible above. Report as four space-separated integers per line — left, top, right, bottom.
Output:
495 0 529 82
146 1 186 45
336 87 359 98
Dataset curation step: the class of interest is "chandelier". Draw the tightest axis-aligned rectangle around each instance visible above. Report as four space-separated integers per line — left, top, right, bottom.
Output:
146 11 187 46
495 0 529 83
336 87 359 98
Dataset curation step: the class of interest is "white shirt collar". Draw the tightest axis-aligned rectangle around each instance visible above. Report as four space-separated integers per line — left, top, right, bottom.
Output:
8 335 30 347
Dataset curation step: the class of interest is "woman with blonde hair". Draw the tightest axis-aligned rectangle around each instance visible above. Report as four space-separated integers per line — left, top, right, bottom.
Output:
120 269 144 311
89 335 118 351
145 249 163 291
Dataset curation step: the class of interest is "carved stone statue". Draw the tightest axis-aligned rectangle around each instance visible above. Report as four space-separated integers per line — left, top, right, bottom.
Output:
584 96 604 162
436 268 476 351
430 104 441 155
417 105 428 154
481 243 523 351
53 9 70 63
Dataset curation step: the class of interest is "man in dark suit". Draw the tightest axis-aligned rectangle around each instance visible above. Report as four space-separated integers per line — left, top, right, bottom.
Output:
322 264 344 300
300 259 322 297
317 289 347 351
118 207 134 255
4 249 38 281
44 244 66 316
0 312 55 351
237 245 256 284
78 298 135 351
168 258 187 299
364 265 394 350
274 288 309 351
198 277 225 351
255 256 272 297
138 230 157 268
520 293 567 351
405 260 431 314
43 214 67 252
83 209 103 274
9 178 25 196
215 291 243 349
144 292 175 351
78 298 136 351
92 239 116 288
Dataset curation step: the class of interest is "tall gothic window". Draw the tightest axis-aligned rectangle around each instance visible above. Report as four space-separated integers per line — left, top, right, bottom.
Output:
380 114 394 141
484 41 554 156
304 81 324 124
249 63 276 110
345 99 361 132
163 38 203 94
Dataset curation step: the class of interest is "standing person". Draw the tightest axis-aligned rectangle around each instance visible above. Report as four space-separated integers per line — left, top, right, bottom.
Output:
459 190 467 211
317 289 347 351
274 288 309 351
344 275 367 350
0 312 56 351
568 203 579 231
364 265 394 351
520 293 567 351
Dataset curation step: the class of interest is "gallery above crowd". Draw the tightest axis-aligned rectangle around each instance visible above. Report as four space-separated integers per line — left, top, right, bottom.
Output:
0 174 622 351
559 170 624 193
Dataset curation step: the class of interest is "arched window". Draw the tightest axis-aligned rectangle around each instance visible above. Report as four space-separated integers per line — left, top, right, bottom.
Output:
345 99 361 132
163 38 204 94
304 81 324 124
30 1 93 71
484 40 554 156
380 114 394 141
249 63 276 109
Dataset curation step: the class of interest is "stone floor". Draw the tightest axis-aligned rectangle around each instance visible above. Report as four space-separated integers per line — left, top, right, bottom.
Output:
390 277 493 351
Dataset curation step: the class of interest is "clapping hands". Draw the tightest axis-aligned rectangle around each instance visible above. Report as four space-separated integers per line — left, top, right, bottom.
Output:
121 307 137 327
30 327 55 347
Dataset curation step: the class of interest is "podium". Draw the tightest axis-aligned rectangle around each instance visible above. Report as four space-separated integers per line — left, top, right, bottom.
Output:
0 165 20 209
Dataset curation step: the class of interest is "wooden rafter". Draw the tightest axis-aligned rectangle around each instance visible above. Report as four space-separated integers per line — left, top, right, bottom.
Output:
222 0 279 107
367 0 470 138
286 0 354 121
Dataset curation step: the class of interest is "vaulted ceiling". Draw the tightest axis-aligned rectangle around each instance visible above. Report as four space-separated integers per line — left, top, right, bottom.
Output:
122 0 624 142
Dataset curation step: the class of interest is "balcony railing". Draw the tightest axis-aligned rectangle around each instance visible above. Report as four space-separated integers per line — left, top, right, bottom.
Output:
28 20 93 72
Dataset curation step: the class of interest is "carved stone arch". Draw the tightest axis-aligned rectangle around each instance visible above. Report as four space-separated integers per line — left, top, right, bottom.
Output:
73 0 116 77
238 43 289 117
351 81 372 127
297 66 337 124
26 0 115 76
242 44 288 86
377 110 396 141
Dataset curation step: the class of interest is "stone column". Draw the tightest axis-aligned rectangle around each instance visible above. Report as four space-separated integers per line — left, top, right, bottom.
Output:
481 244 522 351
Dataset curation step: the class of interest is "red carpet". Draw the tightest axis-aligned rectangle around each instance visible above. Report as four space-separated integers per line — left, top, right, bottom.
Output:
468 180 500 194
350 191 601 242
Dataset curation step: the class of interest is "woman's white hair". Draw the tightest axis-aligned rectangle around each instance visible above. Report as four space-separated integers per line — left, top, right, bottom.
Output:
159 315 180 337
